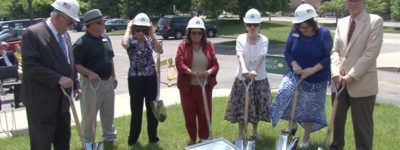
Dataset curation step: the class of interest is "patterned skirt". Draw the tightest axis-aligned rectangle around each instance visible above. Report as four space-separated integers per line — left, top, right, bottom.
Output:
224 78 272 124
270 72 328 132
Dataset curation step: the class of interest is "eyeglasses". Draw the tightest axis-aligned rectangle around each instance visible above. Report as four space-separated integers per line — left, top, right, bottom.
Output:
60 14 74 26
190 31 203 35
246 24 259 28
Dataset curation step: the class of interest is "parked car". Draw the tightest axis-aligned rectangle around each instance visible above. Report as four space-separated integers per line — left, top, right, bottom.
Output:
0 18 44 32
0 28 25 42
105 18 128 32
73 17 85 32
156 15 217 39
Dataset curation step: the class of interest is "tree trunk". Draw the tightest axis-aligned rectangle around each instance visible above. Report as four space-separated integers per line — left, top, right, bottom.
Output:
27 0 33 25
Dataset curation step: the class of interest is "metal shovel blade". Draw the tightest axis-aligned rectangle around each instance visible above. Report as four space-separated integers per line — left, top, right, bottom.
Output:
184 137 239 150
234 139 243 150
233 139 255 150
84 142 103 150
287 137 298 150
276 135 288 150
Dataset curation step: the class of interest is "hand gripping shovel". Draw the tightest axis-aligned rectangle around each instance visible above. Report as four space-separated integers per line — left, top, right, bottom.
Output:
86 82 103 150
234 78 255 150
276 79 302 150
61 87 86 149
150 51 167 122
317 83 345 150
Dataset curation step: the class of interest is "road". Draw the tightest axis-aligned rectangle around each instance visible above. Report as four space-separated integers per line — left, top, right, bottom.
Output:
68 31 400 105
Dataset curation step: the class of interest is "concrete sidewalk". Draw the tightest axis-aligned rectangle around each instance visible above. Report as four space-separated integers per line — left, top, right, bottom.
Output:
0 87 233 138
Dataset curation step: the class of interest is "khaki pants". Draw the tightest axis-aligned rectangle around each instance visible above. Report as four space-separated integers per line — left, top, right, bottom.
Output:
80 76 116 143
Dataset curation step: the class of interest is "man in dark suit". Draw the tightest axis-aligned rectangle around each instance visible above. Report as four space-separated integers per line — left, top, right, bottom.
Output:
20 0 81 149
0 41 22 108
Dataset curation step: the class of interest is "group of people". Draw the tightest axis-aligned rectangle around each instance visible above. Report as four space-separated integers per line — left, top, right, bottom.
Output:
18 0 382 150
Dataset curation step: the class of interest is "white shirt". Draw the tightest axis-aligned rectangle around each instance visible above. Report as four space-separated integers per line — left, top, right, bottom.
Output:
235 33 268 80
46 19 70 64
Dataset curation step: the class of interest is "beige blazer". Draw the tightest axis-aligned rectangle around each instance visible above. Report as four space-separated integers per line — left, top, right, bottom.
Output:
331 10 383 97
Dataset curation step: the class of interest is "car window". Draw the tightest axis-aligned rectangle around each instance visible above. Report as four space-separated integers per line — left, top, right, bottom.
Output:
158 18 170 26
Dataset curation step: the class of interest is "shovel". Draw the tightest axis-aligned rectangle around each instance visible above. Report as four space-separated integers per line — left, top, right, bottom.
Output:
276 79 302 150
61 87 86 149
317 82 345 150
150 44 167 122
196 76 213 140
87 82 103 150
234 78 255 150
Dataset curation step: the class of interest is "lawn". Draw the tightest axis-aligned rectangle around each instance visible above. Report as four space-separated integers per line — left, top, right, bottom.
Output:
0 95 399 150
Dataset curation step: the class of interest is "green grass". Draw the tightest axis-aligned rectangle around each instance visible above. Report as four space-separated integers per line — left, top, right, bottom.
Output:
1 95 399 149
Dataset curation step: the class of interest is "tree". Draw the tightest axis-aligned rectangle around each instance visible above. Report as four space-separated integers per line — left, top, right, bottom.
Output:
365 0 391 19
121 0 191 19
317 0 346 23
392 0 400 21
88 0 122 18
224 0 290 21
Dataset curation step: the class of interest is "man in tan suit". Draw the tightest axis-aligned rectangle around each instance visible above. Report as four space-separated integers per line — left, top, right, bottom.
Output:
330 0 383 150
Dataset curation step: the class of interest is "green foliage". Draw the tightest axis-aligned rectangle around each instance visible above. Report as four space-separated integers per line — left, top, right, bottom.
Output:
121 0 191 19
88 0 122 17
0 0 88 19
224 0 290 20
365 0 390 16
317 0 347 16
391 0 400 21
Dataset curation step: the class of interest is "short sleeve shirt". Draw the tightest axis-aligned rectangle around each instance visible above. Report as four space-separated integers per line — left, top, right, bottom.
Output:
73 33 114 79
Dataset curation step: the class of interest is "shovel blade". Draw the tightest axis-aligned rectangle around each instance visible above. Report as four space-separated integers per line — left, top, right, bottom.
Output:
276 135 288 150
95 142 103 150
246 140 255 150
234 140 255 150
84 142 103 150
234 140 243 150
287 137 298 150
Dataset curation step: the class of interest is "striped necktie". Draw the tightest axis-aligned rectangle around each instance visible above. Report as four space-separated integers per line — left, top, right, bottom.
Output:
347 19 356 44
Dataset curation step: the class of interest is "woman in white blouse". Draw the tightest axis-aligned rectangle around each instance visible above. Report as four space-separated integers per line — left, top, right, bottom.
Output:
224 8 272 140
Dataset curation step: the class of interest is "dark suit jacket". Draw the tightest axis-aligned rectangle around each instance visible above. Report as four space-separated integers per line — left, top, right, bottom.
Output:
20 22 79 119
0 51 18 66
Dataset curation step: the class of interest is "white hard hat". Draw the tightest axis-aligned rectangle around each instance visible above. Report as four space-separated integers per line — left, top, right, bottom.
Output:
51 0 80 22
133 13 150 26
187 17 205 29
293 4 318 24
243 8 262 24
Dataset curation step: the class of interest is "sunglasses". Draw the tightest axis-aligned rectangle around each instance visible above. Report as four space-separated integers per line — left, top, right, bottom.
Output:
190 31 203 35
246 24 259 28
295 24 311 30
134 27 149 33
